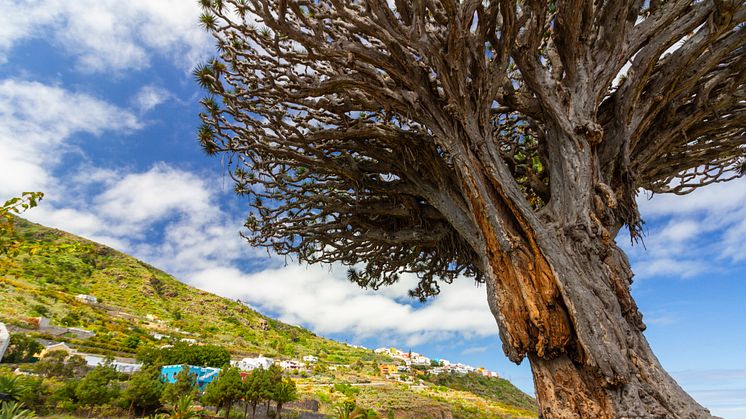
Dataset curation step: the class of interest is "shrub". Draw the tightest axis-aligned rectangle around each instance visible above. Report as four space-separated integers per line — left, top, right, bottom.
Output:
1 334 42 364
332 383 360 397
74 365 121 414
120 366 164 416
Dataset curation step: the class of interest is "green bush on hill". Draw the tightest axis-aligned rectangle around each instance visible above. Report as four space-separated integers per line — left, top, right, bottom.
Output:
137 341 230 368
1 334 43 363
424 372 537 412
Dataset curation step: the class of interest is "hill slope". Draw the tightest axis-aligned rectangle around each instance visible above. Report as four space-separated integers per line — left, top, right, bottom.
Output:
0 218 369 363
0 217 537 417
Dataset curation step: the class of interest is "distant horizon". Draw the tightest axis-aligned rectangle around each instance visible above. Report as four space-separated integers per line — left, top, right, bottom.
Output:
0 1 744 417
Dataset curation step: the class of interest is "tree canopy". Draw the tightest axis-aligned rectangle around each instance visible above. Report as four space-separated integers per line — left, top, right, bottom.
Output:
74 365 121 412
0 192 44 266
195 0 745 300
202 366 244 418
121 366 165 415
161 365 198 405
137 342 230 368
1 335 43 364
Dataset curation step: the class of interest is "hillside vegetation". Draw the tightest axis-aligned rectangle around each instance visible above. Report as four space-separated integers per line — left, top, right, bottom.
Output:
0 218 537 417
424 372 537 412
0 218 370 363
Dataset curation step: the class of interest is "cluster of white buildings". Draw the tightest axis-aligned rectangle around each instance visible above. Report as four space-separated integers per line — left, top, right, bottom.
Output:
375 347 432 366
231 355 275 371
230 354 319 372
428 362 496 377
375 347 499 378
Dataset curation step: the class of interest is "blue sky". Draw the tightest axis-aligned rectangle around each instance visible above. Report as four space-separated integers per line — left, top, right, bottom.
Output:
0 1 744 417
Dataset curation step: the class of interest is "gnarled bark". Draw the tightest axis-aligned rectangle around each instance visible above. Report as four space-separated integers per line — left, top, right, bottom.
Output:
459 125 714 417
515 239 711 419
478 220 714 418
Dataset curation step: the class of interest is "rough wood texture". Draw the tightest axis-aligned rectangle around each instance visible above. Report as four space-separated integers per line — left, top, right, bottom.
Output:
196 0 745 417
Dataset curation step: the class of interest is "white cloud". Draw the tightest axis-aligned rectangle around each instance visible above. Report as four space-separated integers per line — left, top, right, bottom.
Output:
0 79 140 198
133 85 171 113
189 264 497 342
17 160 262 273
461 346 489 355
96 164 212 228
632 258 708 280
0 77 263 302
638 182 746 217
0 0 212 71
128 203 259 275
0 1 59 54
643 310 678 327
622 178 746 281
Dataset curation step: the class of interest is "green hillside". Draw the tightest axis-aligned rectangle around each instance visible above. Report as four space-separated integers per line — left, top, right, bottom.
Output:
425 372 537 412
0 218 369 363
0 217 537 417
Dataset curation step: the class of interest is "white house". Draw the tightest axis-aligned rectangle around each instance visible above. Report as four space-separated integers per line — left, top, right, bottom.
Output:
302 355 318 363
279 360 304 370
232 355 274 371
410 355 431 366
38 342 76 358
76 294 98 304
0 323 10 362
447 363 474 374
481 370 499 378
83 355 142 374
429 367 445 375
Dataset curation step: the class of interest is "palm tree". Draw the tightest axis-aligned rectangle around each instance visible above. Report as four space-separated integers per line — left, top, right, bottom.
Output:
334 403 353 419
166 395 202 419
348 407 379 419
0 402 35 419
0 376 24 403
334 401 379 419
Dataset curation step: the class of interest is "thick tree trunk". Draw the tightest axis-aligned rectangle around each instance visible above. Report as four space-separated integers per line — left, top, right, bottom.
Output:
483 231 715 418
529 349 708 418
450 118 715 418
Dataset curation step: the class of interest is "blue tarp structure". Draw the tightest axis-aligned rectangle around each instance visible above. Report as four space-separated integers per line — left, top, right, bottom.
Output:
161 364 220 390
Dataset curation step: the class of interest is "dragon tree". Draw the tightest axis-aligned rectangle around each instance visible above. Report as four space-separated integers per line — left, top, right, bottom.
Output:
194 1 745 417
